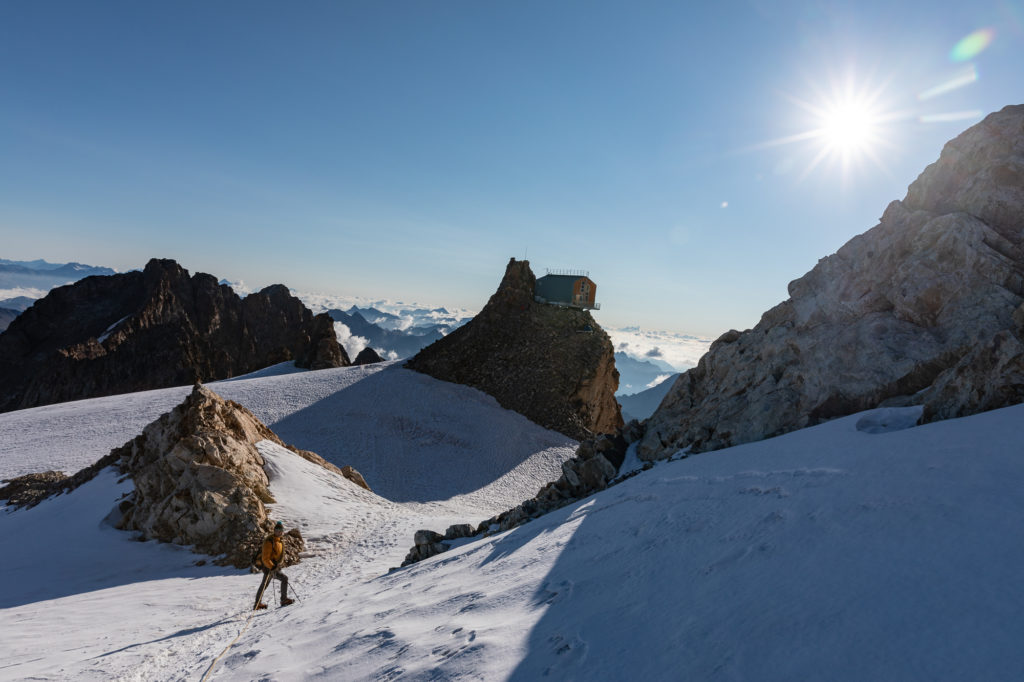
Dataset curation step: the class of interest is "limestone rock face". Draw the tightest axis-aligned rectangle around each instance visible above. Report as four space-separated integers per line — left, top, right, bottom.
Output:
405 258 623 440
113 384 366 567
0 258 349 413
640 104 1024 460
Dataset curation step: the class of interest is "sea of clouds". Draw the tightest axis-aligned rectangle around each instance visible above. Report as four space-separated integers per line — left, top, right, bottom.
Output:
606 327 712 372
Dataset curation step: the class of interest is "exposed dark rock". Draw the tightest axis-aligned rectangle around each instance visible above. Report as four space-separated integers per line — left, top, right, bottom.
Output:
353 347 385 365
0 307 18 332
444 524 474 540
414 529 444 545
0 449 121 510
0 258 349 413
406 258 622 441
639 104 1024 460
0 471 68 509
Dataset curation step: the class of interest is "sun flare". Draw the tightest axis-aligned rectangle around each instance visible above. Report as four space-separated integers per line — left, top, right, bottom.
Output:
756 74 898 183
819 100 877 154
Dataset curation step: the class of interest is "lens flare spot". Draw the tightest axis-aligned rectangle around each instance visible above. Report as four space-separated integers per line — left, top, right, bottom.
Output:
919 110 983 123
950 28 995 62
917 65 978 100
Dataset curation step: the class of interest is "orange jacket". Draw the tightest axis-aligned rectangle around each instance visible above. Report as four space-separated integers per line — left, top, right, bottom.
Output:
261 535 284 570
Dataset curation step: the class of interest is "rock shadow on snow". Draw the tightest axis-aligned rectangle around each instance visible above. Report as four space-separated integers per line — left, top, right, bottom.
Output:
266 363 577 504
0 468 239 609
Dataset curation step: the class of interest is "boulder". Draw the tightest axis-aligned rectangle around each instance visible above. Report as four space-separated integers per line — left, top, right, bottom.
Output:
414 529 445 545
444 524 474 540
340 465 371 491
401 529 451 566
578 454 617 491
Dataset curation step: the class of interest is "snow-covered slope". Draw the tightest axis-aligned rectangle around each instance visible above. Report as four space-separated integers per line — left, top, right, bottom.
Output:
0 361 576 507
3 370 1023 680
205 404 1024 681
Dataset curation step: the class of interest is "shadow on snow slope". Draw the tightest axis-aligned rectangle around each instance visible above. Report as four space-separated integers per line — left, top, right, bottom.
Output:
268 364 576 504
504 405 1024 681
0 468 236 609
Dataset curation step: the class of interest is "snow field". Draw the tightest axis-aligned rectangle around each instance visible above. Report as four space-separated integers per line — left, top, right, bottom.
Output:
0 362 579 680
0 362 578 510
215 403 1024 681
2 361 1023 680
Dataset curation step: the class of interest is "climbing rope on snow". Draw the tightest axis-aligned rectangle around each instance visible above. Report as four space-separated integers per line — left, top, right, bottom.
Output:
199 610 257 682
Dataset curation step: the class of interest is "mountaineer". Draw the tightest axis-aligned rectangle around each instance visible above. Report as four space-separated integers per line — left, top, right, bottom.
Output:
253 521 295 609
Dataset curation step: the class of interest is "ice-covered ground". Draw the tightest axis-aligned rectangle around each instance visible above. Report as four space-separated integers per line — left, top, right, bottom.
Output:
2 366 1023 680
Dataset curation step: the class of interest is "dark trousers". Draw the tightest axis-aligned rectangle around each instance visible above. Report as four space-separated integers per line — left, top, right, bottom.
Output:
260 568 289 601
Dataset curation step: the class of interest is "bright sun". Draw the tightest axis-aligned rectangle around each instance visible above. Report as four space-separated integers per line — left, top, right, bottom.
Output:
754 73 897 183
819 100 877 154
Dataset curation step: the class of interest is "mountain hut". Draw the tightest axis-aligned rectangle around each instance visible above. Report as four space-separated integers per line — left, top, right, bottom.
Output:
534 271 599 310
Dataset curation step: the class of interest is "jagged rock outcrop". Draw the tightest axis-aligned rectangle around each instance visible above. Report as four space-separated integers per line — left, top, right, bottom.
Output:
0 470 70 509
640 104 1024 460
399 422 644 568
111 384 367 567
0 258 349 413
353 347 385 365
1 449 122 510
405 258 622 440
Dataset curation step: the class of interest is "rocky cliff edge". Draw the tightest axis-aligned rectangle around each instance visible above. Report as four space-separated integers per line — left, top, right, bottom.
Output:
639 104 1024 460
405 258 622 441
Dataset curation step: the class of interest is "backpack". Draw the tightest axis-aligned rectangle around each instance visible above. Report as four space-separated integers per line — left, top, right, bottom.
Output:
250 537 269 571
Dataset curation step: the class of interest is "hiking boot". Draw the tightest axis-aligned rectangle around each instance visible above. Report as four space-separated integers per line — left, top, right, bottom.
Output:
255 603 268 610
280 597 295 607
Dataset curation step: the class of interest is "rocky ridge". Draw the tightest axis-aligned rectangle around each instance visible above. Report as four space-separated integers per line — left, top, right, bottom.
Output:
400 422 643 567
0 258 349 413
640 104 1024 460
111 383 368 567
405 258 622 441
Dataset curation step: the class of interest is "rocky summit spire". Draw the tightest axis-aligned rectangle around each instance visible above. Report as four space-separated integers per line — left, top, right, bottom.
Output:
406 258 622 441
639 104 1024 461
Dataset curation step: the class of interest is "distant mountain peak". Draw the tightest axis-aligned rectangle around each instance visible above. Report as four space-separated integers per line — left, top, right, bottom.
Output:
0 258 348 412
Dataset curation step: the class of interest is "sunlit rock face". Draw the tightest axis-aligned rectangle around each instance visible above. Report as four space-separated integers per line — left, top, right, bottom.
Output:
406 258 623 441
0 258 348 413
113 384 368 567
640 104 1024 460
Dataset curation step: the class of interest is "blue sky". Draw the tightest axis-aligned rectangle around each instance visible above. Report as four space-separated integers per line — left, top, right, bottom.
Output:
2 1 1022 337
